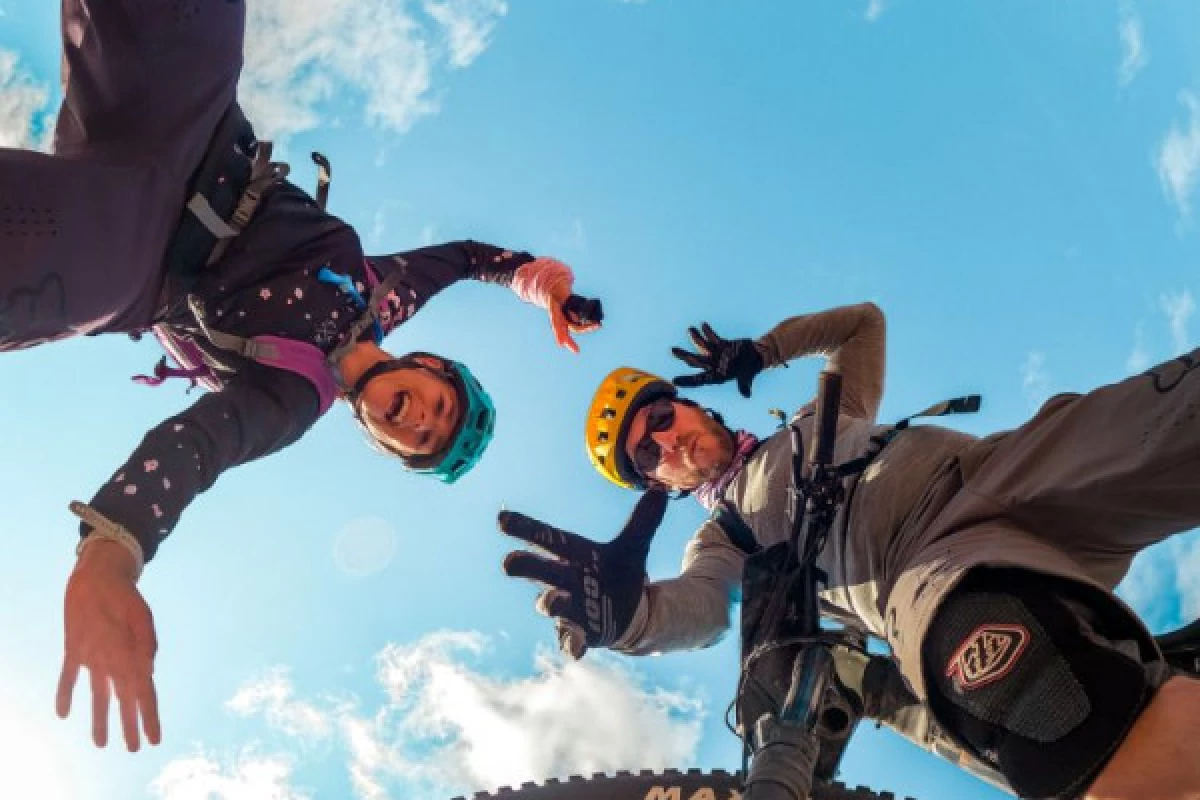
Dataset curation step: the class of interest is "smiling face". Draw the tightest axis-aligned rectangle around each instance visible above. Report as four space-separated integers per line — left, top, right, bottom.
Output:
622 398 735 491
356 355 461 458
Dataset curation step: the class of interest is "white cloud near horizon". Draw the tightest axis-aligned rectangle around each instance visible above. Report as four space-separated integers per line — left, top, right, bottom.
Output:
0 49 51 150
1117 3 1148 87
1157 91 1200 219
240 0 507 143
153 631 705 799
865 0 887 22
1160 289 1195 353
151 749 310 800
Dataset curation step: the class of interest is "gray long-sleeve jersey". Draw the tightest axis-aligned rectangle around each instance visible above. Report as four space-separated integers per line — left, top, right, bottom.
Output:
614 303 1010 792
616 302 976 653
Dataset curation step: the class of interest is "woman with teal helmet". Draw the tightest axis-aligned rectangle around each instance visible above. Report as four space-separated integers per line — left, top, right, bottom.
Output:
4 0 604 755
342 350 498 484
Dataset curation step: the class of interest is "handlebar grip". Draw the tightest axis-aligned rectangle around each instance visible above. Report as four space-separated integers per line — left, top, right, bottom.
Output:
808 371 842 468
743 715 819 800
563 294 604 327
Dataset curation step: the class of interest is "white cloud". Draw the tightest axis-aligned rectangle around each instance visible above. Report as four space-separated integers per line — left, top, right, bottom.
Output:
1160 289 1195 353
1117 530 1200 633
1157 91 1200 219
1127 324 1151 373
239 0 507 142
157 632 705 799
423 0 508 68
1174 535 1200 621
150 749 310 800
227 667 334 741
1117 3 1148 87
367 633 704 792
1021 351 1049 406
419 224 439 246
865 0 887 22
1116 548 1162 621
0 50 51 150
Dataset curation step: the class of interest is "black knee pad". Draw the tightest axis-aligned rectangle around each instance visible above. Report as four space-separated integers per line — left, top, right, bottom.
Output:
922 568 1162 799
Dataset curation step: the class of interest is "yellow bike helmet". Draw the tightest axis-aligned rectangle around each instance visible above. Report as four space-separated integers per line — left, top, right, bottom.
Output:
586 367 676 489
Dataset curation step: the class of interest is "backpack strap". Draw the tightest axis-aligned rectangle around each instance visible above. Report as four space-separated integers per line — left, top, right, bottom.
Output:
324 265 405 367
132 326 223 392
712 500 761 556
182 295 340 414
168 264 406 415
162 104 290 298
206 140 290 266
311 152 332 211
836 394 982 478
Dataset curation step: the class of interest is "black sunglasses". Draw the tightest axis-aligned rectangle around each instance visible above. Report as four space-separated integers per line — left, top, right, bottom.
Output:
631 397 677 476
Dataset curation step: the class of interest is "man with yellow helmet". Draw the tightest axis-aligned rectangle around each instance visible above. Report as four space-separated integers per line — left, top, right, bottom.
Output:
500 303 1200 799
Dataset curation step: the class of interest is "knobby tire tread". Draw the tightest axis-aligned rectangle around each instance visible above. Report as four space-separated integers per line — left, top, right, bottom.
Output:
452 769 914 800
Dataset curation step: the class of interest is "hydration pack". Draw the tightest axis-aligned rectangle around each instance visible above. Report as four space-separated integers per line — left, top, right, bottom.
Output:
135 103 358 416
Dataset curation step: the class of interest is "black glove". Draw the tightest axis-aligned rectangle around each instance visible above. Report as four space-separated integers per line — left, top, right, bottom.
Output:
671 322 765 398
832 646 920 720
499 490 668 659
562 294 604 328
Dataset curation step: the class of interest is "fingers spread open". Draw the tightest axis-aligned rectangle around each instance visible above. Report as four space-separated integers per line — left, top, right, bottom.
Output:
89 668 110 748
555 618 589 660
497 511 584 560
550 306 580 354
503 551 576 590
671 346 708 370
672 373 708 388
615 489 670 547
535 588 575 619
687 326 711 355
113 671 141 752
56 657 80 720
138 674 161 746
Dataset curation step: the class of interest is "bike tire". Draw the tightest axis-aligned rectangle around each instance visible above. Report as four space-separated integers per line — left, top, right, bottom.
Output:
452 769 914 800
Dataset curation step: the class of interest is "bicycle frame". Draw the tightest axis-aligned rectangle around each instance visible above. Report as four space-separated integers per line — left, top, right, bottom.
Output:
737 370 877 800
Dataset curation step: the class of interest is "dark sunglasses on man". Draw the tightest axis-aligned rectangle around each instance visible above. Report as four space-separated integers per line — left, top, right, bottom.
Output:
632 397 677 476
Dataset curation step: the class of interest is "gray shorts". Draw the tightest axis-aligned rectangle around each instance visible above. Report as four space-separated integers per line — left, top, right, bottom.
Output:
0 0 245 349
886 348 1200 700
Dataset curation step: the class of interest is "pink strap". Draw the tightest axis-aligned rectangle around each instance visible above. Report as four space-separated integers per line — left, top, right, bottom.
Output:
149 327 223 392
139 327 339 416
252 335 341 416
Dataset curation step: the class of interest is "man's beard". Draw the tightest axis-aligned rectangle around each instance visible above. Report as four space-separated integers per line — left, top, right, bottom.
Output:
678 416 735 489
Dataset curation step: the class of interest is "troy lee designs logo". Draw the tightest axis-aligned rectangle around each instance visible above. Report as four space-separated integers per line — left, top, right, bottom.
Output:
945 624 1030 691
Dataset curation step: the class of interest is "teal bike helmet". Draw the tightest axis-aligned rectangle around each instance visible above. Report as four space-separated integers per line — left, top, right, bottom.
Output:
348 352 496 484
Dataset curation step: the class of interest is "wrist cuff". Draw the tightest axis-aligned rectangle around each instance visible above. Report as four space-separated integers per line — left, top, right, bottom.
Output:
511 257 574 310
71 501 145 581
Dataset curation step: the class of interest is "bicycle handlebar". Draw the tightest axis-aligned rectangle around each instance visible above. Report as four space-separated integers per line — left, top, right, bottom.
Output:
809 371 842 468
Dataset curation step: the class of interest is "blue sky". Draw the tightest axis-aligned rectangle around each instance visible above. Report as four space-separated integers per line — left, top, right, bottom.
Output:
1 1 1198 798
